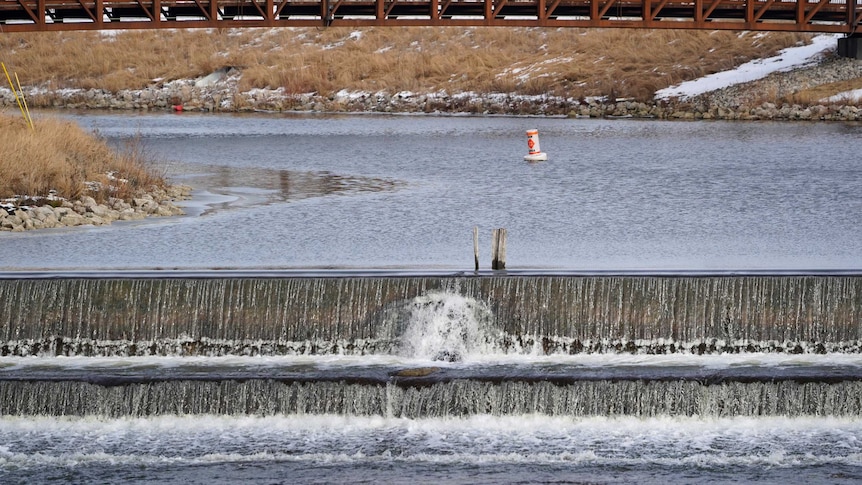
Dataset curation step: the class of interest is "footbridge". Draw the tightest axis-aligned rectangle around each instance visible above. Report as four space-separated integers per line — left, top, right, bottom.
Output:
0 0 860 33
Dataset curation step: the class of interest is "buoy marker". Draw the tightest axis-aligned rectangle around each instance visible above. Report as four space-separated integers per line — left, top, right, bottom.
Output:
524 129 548 161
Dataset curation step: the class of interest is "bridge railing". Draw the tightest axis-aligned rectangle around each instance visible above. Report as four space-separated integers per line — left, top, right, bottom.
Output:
0 0 859 32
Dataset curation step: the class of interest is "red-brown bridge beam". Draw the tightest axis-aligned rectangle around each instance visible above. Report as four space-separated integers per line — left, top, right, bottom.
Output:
0 0 858 32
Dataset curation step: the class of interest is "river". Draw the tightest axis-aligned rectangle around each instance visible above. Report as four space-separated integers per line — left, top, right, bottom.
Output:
0 112 860 271
1 113 861 484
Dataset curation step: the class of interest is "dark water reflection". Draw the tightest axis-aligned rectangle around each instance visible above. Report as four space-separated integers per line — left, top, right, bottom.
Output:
178 164 404 215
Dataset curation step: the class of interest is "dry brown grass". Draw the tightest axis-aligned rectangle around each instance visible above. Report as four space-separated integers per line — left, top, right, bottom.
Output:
793 77 862 105
0 112 166 201
0 27 812 101
1 30 250 92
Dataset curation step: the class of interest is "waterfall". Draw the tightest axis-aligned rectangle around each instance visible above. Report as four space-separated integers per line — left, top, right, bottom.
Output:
396 290 496 361
2 274 862 419
2 379 861 418
1 276 860 356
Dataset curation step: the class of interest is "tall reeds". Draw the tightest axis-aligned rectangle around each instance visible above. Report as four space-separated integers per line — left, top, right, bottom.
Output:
0 113 165 201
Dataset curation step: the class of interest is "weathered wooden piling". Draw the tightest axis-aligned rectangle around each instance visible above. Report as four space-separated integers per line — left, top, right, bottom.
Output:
473 226 480 271
491 228 507 270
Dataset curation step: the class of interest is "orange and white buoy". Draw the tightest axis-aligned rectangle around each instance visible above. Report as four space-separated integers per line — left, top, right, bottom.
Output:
524 129 548 161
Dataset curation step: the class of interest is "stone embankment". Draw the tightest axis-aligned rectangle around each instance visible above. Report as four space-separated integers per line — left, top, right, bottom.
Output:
662 55 862 121
2 54 860 121
0 185 192 232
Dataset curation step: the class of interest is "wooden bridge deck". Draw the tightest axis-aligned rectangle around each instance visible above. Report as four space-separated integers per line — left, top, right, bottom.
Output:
0 0 859 32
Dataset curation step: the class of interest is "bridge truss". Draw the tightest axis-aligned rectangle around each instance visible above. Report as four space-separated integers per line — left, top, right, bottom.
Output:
0 0 859 33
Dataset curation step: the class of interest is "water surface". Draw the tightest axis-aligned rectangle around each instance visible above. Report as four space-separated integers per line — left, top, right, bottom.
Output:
0 112 859 271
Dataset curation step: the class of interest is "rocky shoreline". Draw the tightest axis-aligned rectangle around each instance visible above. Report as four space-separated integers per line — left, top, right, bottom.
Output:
0 185 192 232
3 52 861 121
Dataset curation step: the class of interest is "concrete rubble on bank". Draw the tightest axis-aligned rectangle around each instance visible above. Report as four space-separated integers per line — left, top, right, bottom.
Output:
1 53 860 121
0 185 192 232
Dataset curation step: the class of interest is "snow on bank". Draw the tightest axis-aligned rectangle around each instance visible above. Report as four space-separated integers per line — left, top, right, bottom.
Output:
655 34 842 100
823 88 862 103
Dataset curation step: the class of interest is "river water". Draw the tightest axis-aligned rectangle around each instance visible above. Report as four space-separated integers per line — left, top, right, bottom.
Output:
1 113 862 484
0 112 860 271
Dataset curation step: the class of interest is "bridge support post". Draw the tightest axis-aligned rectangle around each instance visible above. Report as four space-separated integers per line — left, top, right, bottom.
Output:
838 35 862 59
154 0 162 24
37 0 46 28
95 0 104 27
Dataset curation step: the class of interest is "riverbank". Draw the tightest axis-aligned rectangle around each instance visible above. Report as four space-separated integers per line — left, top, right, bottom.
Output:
2 30 861 232
5 52 860 121
0 185 191 232
0 113 191 232
2 28 860 120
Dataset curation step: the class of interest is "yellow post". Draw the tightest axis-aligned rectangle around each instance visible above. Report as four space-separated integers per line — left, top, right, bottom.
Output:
14 72 34 130
2 62 30 129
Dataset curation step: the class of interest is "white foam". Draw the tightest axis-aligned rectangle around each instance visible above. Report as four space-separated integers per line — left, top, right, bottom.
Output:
399 291 495 360
1 415 861 470
2 351 861 372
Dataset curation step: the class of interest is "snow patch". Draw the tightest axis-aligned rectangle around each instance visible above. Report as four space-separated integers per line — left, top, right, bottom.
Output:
822 88 862 104
335 89 370 100
655 34 841 100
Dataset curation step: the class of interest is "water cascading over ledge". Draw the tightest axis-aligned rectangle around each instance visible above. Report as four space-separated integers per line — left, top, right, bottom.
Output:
3 379 862 418
1 275 861 356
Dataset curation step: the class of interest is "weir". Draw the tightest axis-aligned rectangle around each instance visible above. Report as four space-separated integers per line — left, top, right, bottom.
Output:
2 274 861 419
1 275 860 356
3 379 862 418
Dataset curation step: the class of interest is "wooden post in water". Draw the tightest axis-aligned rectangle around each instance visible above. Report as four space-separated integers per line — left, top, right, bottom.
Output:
473 226 479 271
491 228 507 270
491 229 498 269
498 228 507 269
